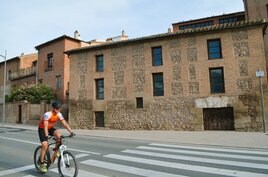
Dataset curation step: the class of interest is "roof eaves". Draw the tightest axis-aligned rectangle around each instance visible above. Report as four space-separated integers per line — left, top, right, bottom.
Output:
65 20 267 55
172 11 245 26
0 56 20 65
35 35 85 50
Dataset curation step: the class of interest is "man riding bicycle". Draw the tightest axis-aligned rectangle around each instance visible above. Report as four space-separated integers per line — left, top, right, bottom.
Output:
38 101 74 173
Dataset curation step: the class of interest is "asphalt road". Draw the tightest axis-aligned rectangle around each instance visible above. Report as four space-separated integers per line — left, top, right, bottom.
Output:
0 127 268 177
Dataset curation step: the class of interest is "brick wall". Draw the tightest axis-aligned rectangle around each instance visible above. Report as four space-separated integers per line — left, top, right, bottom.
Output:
0 101 69 126
37 38 81 103
68 24 267 131
244 0 268 21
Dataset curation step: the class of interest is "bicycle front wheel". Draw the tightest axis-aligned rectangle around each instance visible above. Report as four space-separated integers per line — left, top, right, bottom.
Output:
57 151 78 177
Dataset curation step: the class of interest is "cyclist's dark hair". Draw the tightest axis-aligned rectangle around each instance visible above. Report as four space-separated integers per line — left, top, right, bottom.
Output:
51 101 62 109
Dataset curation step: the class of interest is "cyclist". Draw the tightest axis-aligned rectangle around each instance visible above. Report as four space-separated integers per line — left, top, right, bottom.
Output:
38 101 74 173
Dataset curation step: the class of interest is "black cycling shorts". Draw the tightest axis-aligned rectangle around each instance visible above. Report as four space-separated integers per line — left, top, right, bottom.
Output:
38 127 56 143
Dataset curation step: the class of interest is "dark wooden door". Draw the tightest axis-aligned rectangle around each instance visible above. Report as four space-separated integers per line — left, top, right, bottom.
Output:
203 107 234 130
95 111 105 127
18 105 22 124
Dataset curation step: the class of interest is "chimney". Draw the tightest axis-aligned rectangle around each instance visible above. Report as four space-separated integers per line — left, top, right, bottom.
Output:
74 30 80 39
168 27 172 33
122 30 126 36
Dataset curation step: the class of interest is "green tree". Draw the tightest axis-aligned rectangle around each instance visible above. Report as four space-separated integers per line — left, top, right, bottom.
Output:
7 84 55 103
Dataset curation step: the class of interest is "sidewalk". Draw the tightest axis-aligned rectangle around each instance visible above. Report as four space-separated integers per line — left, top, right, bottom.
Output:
2 123 268 149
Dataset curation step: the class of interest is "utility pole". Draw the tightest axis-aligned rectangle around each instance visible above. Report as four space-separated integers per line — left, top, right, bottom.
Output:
256 69 266 133
0 50 7 126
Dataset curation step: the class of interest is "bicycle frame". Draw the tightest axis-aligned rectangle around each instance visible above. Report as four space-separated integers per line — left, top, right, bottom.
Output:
34 134 78 177
46 136 68 167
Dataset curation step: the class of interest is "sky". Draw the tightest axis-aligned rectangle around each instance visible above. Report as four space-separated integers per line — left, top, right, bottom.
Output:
0 0 244 62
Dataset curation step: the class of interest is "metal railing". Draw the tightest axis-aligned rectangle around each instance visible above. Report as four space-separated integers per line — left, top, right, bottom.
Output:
9 66 37 80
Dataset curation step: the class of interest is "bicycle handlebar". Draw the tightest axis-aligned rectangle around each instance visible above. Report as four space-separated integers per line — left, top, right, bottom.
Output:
47 134 75 141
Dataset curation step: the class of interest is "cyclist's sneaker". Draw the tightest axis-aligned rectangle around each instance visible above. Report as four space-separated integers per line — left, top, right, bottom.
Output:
39 163 48 173
56 151 60 157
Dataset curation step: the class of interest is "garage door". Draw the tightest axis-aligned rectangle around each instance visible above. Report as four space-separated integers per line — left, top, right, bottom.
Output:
203 107 234 130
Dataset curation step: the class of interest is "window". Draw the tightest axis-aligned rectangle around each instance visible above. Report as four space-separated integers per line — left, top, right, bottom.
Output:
47 53 53 68
267 4 268 19
209 68 225 93
219 15 245 24
96 79 104 99
179 21 214 30
8 70 11 80
32 61 37 67
96 55 104 72
136 97 143 108
56 75 62 89
153 73 164 96
152 47 163 66
207 39 222 59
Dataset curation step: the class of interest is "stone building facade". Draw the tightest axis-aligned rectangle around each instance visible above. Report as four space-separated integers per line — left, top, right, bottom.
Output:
66 20 268 131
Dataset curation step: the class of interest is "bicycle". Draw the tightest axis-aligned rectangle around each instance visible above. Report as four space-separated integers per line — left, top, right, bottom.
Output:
33 134 78 177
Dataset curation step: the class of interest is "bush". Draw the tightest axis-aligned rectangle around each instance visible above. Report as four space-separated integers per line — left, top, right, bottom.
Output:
7 84 55 103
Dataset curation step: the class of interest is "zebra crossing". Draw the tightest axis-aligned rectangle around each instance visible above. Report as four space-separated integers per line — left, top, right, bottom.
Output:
19 142 268 177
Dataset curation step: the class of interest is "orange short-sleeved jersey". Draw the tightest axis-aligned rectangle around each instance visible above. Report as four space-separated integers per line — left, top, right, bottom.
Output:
38 111 64 129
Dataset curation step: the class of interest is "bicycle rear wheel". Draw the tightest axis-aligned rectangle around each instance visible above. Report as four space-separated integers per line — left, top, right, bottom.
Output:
33 146 50 173
58 151 78 177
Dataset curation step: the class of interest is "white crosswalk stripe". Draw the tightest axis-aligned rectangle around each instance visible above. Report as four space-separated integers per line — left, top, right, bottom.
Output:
3 153 90 177
0 165 34 176
150 143 268 155
104 154 267 177
3 143 268 177
137 145 268 161
22 168 109 177
79 143 268 177
123 149 268 170
50 168 109 177
81 159 188 177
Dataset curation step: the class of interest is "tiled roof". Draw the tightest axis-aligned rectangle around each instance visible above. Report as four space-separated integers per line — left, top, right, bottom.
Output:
0 53 37 64
35 35 86 50
172 11 245 26
65 19 268 55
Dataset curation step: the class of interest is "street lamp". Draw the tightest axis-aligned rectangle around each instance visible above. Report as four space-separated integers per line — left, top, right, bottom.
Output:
0 50 7 126
256 68 266 133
